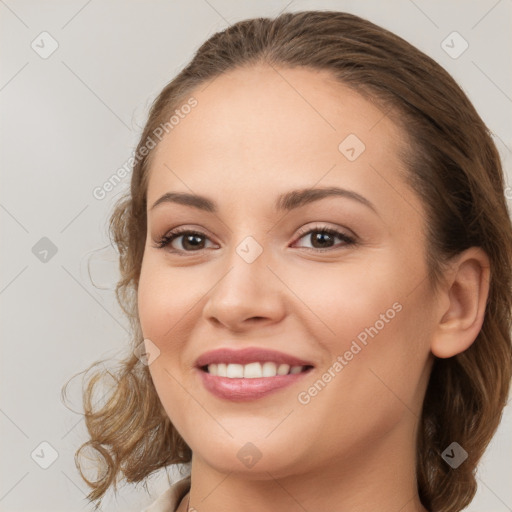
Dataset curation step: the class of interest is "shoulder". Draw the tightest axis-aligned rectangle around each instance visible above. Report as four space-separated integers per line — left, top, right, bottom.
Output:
141 475 191 512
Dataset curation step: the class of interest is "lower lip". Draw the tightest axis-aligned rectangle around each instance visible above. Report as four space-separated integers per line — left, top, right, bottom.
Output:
197 367 313 401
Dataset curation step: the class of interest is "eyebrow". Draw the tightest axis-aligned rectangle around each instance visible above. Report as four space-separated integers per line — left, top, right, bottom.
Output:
150 186 378 215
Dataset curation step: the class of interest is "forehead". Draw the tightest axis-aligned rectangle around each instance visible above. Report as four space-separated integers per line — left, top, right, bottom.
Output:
146 64 416 219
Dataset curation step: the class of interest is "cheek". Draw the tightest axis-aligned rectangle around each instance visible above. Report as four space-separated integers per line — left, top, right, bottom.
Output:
281 257 403 353
292 257 431 406
137 259 193 342
137 260 199 436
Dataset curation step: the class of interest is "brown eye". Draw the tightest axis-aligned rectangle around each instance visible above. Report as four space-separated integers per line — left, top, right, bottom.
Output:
156 229 214 252
294 227 356 251
155 225 356 255
177 232 207 251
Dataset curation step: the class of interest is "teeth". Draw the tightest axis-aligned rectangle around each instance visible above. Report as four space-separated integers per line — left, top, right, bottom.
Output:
226 364 244 378
262 362 277 377
244 362 262 378
206 362 305 378
277 363 290 375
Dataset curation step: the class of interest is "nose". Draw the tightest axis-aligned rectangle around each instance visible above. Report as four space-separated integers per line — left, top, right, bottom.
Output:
202 248 286 332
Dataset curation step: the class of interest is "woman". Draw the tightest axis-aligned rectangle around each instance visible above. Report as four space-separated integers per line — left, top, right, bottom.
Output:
71 10 512 512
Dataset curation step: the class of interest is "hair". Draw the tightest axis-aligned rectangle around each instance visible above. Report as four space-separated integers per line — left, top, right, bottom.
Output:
62 10 512 512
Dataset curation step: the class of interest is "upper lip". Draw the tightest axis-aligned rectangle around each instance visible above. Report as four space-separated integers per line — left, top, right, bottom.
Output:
195 347 315 368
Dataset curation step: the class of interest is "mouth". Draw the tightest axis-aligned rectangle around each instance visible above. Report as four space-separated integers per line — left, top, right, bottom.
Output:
195 347 315 401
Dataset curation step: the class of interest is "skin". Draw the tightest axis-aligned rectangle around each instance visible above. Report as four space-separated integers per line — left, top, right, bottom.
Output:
137 64 490 512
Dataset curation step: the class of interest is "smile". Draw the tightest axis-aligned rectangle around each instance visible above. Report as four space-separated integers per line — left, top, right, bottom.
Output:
195 347 315 401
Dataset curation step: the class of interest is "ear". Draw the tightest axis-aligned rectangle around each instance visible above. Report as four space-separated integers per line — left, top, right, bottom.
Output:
430 247 490 359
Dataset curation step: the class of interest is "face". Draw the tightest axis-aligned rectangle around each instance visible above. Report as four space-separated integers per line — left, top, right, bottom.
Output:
138 64 437 478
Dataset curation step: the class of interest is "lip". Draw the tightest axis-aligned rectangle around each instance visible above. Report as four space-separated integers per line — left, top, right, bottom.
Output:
196 366 314 402
195 347 315 368
194 347 315 402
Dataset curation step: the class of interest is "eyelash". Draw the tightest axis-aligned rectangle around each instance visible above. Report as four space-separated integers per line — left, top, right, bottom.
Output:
154 224 356 255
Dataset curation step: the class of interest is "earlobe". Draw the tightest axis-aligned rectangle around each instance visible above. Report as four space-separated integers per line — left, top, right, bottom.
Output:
430 247 490 359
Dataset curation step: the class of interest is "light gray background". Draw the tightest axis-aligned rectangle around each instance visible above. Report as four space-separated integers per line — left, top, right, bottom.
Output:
1 1 511 511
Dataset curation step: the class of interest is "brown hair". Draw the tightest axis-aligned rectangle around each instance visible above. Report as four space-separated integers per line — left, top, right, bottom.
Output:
63 11 512 512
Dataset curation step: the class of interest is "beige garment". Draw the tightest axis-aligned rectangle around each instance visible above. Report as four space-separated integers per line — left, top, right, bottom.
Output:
142 475 191 512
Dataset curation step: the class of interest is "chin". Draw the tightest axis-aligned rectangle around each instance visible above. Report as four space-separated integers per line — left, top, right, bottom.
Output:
190 436 305 478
